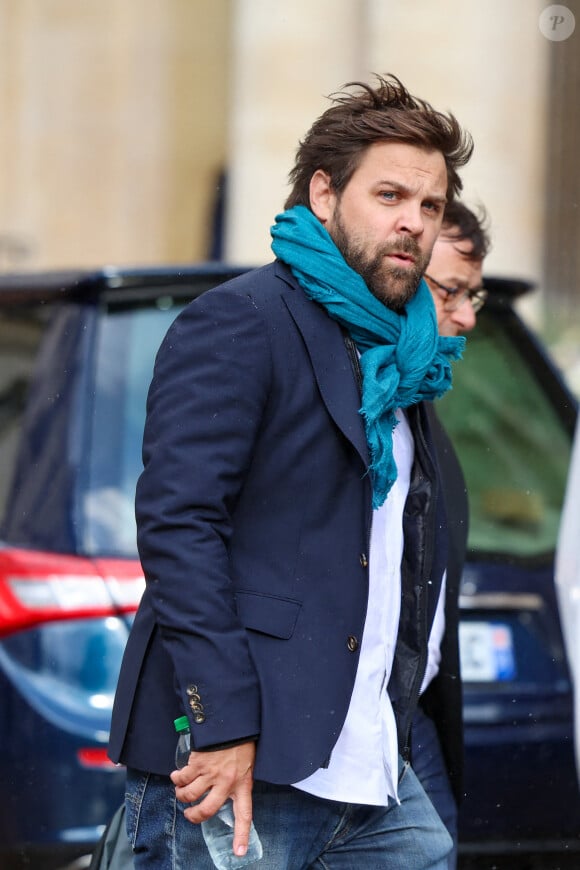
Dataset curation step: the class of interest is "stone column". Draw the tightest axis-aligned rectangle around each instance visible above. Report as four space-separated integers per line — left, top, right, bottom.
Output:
225 0 369 265
542 14 580 315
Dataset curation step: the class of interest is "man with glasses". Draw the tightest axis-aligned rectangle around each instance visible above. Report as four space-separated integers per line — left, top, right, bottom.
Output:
424 200 489 337
412 200 491 869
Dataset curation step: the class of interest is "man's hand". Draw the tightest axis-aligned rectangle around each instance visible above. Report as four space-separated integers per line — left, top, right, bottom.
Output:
170 740 256 858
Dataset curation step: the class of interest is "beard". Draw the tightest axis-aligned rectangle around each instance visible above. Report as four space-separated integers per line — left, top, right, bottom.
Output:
329 208 430 312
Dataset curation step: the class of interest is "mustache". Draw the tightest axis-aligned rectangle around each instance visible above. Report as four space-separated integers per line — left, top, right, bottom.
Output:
380 236 423 259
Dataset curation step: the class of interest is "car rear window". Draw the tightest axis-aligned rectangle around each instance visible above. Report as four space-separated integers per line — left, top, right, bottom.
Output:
2 283 574 564
0 304 49 526
437 309 572 561
84 297 186 556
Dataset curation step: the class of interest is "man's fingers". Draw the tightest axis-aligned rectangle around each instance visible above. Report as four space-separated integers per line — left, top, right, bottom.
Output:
232 784 254 857
183 788 227 824
170 764 196 787
174 777 213 808
170 741 257 841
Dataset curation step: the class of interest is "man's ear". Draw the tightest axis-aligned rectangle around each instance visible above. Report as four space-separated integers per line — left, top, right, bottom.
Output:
309 170 335 224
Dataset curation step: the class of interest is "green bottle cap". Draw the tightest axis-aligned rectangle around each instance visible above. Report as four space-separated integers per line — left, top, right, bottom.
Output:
174 715 190 732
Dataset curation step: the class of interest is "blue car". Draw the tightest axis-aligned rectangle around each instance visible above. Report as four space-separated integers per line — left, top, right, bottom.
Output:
0 266 577 869
436 277 580 867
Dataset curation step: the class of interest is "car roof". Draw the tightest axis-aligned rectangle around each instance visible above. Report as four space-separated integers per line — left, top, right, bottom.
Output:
0 261 535 305
0 263 251 304
483 276 534 300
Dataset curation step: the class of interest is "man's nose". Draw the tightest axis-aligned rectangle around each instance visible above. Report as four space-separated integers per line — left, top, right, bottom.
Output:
453 298 477 333
394 204 424 236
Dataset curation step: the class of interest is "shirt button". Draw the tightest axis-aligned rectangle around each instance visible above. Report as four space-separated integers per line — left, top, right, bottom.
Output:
359 553 368 568
347 635 359 652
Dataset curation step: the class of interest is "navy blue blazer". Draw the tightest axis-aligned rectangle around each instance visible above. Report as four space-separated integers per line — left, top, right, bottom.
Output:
108 260 451 785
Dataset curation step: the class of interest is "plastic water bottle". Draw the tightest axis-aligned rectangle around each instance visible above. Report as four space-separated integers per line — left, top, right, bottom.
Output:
174 715 193 768
173 717 263 868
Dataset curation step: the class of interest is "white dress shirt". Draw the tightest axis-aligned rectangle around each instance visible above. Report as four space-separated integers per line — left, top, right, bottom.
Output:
420 571 446 694
293 409 414 805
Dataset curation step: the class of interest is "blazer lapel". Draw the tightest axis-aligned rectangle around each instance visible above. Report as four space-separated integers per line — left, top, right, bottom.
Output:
280 272 370 470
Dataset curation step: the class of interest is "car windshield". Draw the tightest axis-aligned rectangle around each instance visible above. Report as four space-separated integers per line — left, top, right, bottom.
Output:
436 309 572 561
84 297 186 557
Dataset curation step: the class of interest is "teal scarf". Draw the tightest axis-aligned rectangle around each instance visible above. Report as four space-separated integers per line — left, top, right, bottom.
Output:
270 204 465 508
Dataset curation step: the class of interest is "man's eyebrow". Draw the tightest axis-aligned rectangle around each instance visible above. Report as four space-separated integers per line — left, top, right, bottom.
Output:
423 191 447 205
378 180 447 204
443 274 477 288
378 180 411 193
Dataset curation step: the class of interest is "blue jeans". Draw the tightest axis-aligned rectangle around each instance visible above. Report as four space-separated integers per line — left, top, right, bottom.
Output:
411 706 458 870
125 756 452 869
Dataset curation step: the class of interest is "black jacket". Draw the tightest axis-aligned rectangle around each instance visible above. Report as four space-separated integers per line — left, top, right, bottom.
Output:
417 404 468 803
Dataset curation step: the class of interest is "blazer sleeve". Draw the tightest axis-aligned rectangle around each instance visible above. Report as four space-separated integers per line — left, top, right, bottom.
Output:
135 284 272 748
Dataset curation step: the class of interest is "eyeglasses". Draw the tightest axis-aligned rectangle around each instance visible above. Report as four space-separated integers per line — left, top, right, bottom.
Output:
424 273 488 313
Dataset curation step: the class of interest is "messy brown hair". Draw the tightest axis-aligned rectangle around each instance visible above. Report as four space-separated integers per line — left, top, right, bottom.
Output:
284 74 473 210
441 200 491 261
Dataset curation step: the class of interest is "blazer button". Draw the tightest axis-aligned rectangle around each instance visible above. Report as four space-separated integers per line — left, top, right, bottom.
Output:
359 553 368 568
193 712 206 724
347 635 359 652
186 685 199 696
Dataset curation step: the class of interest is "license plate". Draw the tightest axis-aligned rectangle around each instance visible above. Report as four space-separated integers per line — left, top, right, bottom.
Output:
459 621 516 682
